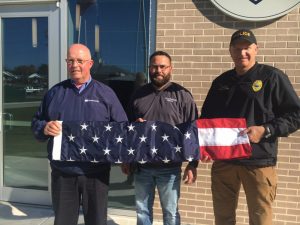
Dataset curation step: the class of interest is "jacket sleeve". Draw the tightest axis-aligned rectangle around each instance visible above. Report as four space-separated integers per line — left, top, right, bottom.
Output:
31 92 52 142
267 71 300 137
200 80 216 119
183 91 199 168
182 90 199 122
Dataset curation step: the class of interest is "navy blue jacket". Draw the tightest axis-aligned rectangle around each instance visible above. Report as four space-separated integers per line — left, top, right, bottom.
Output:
32 79 128 175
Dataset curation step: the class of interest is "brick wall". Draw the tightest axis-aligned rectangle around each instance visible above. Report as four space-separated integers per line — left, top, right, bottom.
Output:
154 0 300 224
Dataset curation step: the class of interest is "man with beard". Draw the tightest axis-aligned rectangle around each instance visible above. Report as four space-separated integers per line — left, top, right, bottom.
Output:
122 51 198 225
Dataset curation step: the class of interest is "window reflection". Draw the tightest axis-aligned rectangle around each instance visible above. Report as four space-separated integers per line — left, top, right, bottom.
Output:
3 17 48 190
68 0 149 110
3 18 48 102
68 0 151 210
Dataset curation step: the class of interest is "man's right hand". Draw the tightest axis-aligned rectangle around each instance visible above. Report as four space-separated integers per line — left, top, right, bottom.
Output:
44 121 61 136
121 164 131 175
201 155 213 163
136 118 146 122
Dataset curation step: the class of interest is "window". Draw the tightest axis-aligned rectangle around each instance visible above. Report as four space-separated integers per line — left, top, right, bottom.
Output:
68 0 152 110
67 0 154 210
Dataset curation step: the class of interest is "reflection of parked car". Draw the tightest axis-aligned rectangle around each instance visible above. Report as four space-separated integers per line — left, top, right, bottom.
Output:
27 73 48 88
3 71 19 84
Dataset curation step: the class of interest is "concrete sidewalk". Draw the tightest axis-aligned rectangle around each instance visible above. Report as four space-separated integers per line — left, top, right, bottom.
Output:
0 201 140 225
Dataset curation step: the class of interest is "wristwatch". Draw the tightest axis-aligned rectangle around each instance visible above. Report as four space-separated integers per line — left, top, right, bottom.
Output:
263 125 272 139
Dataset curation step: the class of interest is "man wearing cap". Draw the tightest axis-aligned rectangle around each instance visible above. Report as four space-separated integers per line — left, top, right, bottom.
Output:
200 29 300 225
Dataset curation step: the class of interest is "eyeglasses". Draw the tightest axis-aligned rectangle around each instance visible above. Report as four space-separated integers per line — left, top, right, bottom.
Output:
65 59 90 65
149 64 171 71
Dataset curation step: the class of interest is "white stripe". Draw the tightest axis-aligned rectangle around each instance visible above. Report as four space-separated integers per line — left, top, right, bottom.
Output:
52 121 63 160
198 127 249 146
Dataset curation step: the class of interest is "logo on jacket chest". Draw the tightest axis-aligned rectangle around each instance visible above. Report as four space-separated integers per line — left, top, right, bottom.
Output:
84 99 100 103
252 80 263 92
164 97 177 103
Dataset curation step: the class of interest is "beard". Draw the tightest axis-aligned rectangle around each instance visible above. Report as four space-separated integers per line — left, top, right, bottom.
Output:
150 72 171 88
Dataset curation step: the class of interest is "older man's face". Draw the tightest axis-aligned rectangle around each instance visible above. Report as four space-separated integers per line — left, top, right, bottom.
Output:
66 45 93 85
229 40 258 74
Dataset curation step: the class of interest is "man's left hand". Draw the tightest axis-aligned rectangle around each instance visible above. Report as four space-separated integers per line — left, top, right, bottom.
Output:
182 164 197 184
241 125 265 143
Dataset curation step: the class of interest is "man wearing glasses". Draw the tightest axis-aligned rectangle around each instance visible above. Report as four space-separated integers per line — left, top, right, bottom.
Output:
32 44 127 225
122 51 198 225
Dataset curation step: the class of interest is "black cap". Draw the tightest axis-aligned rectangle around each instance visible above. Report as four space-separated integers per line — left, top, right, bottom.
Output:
230 29 257 45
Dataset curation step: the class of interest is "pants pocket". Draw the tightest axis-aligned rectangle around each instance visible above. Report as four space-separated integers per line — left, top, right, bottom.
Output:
263 166 277 203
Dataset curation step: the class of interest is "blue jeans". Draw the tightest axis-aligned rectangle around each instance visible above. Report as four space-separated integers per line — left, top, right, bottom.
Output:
134 166 181 225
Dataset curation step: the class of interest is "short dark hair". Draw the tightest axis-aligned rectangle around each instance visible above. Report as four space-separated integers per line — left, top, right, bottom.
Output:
149 51 172 62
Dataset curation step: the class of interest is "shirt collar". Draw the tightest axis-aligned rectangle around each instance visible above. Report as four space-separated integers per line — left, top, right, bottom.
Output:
71 76 92 93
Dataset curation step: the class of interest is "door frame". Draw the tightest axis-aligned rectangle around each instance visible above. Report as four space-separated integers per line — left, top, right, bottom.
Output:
0 2 62 205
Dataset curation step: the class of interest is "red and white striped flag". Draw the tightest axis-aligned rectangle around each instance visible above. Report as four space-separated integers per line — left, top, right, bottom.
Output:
197 118 252 160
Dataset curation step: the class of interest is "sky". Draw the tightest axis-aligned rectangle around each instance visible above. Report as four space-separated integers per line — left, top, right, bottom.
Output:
2 0 150 75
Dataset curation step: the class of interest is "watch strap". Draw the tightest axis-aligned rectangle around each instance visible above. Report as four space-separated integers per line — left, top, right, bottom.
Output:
263 125 272 139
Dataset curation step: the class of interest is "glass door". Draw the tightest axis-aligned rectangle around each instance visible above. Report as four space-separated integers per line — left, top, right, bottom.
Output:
0 3 60 205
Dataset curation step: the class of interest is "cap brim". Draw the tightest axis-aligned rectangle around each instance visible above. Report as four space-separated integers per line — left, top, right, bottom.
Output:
231 38 255 45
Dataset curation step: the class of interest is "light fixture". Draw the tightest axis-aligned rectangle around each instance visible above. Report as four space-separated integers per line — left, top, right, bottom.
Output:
32 18 37 48
76 4 81 31
95 25 100 53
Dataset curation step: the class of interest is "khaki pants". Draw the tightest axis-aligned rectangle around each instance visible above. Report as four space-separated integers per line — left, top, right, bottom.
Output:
211 162 277 225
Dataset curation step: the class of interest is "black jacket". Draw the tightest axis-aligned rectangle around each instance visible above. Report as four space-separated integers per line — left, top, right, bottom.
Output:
129 82 199 168
201 63 300 166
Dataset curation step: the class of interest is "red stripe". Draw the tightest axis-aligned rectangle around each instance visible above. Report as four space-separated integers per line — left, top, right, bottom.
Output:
199 143 252 160
197 118 247 128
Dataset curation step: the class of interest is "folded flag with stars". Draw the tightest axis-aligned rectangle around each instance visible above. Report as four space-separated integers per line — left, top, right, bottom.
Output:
52 118 251 164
